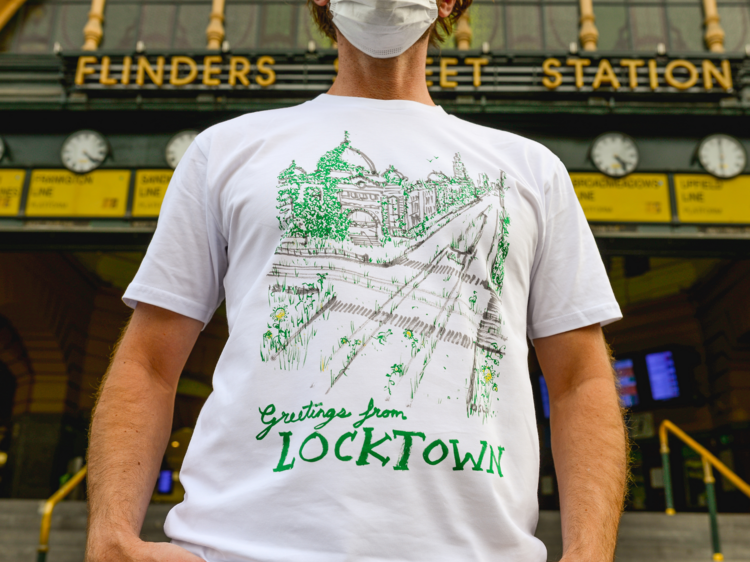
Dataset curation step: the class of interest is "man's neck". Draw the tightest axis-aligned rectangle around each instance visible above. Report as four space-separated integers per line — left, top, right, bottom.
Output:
327 34 435 106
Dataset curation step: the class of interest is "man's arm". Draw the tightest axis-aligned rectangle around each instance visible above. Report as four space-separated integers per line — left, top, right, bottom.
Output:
86 303 205 562
534 323 628 562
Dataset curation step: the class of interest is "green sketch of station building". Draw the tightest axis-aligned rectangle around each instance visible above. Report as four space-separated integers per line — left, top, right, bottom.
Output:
266 133 511 420
275 133 499 249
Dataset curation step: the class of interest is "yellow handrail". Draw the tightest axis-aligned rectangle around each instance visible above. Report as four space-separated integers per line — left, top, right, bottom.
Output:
659 420 750 499
37 465 87 562
0 0 28 34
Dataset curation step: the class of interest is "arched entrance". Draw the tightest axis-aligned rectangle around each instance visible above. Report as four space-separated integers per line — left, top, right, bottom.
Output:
347 209 382 247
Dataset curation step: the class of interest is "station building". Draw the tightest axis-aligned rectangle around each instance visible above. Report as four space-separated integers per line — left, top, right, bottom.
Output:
0 0 749 515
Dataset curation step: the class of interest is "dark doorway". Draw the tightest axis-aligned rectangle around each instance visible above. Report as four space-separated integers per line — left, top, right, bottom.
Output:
0 362 16 497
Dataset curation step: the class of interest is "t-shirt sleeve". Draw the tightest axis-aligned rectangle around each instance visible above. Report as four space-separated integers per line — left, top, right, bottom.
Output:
122 138 227 327
527 158 622 340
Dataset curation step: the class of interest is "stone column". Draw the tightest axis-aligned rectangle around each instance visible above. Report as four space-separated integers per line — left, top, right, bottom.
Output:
579 0 598 51
702 0 725 52
206 0 226 50
82 0 106 51
455 12 472 50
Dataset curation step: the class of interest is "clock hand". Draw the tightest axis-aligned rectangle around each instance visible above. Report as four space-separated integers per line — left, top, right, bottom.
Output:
614 155 628 169
83 151 103 164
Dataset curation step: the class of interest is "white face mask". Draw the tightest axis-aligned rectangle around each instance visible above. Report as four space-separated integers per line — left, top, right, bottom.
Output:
329 0 439 59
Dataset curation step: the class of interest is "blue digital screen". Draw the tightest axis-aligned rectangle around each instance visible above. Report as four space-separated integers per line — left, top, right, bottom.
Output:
539 375 550 419
157 470 173 494
614 358 639 407
646 350 680 401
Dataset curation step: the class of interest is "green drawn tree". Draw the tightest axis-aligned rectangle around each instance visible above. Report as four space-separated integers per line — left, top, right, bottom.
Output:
276 134 364 241
276 160 302 231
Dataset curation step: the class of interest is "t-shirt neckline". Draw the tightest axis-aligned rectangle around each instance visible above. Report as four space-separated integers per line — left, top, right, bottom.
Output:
311 93 447 114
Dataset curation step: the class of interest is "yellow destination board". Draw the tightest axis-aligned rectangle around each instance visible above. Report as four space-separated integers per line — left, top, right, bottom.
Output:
570 173 671 223
26 170 130 217
674 174 750 224
0 170 25 217
133 170 173 217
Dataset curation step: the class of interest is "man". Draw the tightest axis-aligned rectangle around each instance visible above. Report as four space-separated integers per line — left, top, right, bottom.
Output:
86 0 628 560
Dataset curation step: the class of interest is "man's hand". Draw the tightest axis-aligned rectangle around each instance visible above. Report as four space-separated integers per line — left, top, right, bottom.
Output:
534 323 628 562
86 533 205 562
85 303 204 561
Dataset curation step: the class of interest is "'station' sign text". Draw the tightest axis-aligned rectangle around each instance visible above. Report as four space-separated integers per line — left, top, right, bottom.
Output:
72 54 737 93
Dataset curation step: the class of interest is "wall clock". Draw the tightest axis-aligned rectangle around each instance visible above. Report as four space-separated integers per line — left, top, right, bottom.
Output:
165 131 199 169
0 136 5 161
697 134 746 179
61 130 108 173
591 132 639 177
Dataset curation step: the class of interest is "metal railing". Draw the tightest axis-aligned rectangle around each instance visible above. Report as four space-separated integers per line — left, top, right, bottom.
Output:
660 420 750 562
37 465 87 562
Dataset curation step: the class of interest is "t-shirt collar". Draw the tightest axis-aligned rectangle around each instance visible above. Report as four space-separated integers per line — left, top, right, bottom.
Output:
311 93 447 114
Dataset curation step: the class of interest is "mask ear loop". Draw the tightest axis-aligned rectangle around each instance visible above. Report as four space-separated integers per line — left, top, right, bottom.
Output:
325 2 338 46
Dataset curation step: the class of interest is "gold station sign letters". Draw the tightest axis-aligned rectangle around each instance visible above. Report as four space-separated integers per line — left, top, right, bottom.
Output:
75 55 278 87
72 54 736 92
542 58 733 91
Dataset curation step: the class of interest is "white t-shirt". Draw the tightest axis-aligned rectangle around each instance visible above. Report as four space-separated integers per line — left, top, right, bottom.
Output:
124 94 621 562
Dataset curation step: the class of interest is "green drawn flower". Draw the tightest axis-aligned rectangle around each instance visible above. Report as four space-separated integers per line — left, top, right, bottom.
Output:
263 330 273 340
469 291 478 310
384 363 405 395
340 337 349 345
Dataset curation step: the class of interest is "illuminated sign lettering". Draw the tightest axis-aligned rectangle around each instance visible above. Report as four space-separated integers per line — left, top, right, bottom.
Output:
70 54 736 93
543 58 732 91
76 55 278 88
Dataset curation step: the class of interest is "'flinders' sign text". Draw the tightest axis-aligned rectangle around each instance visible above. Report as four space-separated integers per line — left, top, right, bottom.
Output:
73 54 735 92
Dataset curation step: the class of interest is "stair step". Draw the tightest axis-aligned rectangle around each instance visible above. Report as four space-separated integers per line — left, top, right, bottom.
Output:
1 501 749 562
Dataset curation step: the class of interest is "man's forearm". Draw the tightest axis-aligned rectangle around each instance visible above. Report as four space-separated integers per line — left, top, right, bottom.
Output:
551 374 628 561
86 304 203 560
87 355 177 543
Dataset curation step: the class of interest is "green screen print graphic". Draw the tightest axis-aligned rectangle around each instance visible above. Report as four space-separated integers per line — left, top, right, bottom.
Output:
262 133 511 421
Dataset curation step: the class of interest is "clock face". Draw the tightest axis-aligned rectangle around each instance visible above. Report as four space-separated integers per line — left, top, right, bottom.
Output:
591 133 639 177
698 134 746 179
61 130 108 173
165 131 199 169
